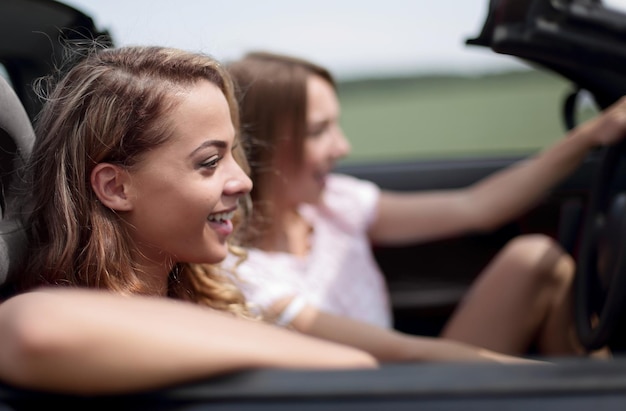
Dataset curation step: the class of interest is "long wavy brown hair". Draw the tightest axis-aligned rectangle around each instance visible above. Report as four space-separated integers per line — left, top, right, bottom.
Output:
226 51 335 246
6 45 253 318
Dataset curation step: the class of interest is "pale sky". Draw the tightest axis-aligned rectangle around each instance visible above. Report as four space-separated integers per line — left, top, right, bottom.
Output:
63 0 626 80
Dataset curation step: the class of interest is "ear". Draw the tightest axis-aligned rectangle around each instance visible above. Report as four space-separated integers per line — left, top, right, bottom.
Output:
91 163 133 211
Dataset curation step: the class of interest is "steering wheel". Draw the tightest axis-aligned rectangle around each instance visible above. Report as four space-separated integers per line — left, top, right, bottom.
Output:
575 140 626 351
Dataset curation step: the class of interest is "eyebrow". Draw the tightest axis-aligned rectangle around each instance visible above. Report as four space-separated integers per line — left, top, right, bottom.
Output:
188 139 228 158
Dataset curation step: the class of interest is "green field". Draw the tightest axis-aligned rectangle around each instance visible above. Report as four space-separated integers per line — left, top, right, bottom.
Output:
337 69 577 164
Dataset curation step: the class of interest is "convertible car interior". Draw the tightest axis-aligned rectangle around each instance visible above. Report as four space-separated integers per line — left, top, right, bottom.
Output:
2 0 626 409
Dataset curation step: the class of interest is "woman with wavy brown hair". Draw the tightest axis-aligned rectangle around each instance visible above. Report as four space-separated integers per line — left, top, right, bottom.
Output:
0 45 377 394
225 51 626 360
7 46 251 314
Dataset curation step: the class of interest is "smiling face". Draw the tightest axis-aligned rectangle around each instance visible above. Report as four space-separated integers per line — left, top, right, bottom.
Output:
276 74 351 207
102 80 252 271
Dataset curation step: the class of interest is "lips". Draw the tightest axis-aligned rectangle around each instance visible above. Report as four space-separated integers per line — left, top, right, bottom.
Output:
207 209 236 238
207 210 235 223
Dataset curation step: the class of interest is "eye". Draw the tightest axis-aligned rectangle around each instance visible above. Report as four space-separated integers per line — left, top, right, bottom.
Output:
307 123 328 138
200 155 221 169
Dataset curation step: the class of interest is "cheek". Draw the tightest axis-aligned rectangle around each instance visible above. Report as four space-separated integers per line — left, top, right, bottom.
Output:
302 140 324 166
133 181 214 227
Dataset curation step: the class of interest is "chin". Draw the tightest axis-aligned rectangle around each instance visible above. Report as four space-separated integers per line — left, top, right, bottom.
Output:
303 182 324 201
188 246 228 265
301 190 324 205
209 246 229 264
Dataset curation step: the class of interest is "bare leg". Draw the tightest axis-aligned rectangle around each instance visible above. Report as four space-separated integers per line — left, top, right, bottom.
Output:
440 234 586 357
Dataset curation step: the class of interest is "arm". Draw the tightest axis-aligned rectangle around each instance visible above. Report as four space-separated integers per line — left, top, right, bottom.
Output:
368 96 626 245
0 288 376 395
274 298 542 365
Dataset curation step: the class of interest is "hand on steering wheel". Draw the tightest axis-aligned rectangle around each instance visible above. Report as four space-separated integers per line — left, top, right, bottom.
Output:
575 140 626 351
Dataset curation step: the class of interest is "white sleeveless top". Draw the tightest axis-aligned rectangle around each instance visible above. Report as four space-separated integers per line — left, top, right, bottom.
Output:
228 174 392 328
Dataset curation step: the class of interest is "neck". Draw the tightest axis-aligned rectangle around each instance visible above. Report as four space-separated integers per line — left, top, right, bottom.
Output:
132 249 172 297
256 203 312 257
141 271 170 296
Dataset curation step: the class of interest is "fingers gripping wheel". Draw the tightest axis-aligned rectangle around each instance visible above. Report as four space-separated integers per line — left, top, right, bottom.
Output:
575 141 626 351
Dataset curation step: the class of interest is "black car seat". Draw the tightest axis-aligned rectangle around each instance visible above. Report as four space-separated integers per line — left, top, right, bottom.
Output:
0 76 34 286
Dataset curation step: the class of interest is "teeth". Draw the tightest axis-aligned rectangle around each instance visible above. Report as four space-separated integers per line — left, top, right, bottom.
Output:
208 210 235 222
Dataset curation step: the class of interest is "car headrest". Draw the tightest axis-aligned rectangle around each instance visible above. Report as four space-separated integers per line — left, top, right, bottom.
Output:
0 76 34 285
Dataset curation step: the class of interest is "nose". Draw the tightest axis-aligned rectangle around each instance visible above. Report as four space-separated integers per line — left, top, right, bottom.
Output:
331 126 351 159
224 158 253 197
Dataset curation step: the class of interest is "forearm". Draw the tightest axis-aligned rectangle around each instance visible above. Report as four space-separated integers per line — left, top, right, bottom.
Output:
397 335 543 364
369 130 595 244
468 99 626 230
467 129 594 230
291 303 541 364
0 289 376 395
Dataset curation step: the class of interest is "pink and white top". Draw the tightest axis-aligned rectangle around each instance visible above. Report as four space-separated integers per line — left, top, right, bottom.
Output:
228 173 392 329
